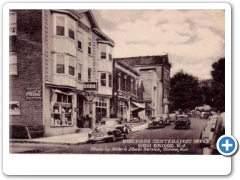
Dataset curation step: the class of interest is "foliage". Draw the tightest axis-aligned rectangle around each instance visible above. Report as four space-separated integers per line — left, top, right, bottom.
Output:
169 71 202 111
211 58 225 112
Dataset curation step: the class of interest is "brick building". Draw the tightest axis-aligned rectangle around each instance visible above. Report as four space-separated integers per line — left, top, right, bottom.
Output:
114 55 171 116
9 10 114 137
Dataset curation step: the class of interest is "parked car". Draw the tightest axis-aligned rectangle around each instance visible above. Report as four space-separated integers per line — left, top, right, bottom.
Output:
148 116 165 129
174 115 191 129
162 114 171 125
88 118 128 143
202 112 225 154
200 115 219 147
200 111 211 119
169 113 177 122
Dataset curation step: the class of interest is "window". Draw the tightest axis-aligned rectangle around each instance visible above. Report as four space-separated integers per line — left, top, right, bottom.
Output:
109 47 113 60
109 54 112 61
109 74 112 87
77 64 82 81
68 19 75 40
52 93 73 126
56 55 65 73
77 32 83 50
10 52 17 75
88 68 92 82
118 73 121 90
68 56 75 76
56 16 65 36
88 41 92 55
101 73 106 86
100 44 107 59
131 79 134 93
9 12 17 35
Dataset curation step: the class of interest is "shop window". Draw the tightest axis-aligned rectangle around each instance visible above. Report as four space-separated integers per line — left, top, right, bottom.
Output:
9 101 21 115
51 93 73 126
68 19 75 40
109 74 112 87
56 16 65 36
9 52 17 75
95 99 107 124
100 44 107 59
56 55 65 74
68 56 75 76
101 73 106 86
9 12 17 36
88 68 92 82
88 41 92 55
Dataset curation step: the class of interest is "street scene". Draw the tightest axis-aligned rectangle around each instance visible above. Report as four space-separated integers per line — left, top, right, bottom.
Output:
9 9 225 155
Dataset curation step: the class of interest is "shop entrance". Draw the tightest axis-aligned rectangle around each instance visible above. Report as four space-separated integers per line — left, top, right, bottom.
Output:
77 94 85 128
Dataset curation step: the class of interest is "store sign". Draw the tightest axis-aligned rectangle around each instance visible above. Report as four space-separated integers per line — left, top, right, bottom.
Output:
26 87 42 100
83 82 98 91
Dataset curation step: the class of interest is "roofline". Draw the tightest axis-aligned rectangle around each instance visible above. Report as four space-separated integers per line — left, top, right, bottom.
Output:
115 60 140 76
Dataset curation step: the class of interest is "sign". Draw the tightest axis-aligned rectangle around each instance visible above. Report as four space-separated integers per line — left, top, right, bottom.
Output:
83 82 98 91
26 87 42 100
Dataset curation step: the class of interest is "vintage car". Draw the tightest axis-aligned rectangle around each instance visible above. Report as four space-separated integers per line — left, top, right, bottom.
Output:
174 115 191 129
200 111 211 119
199 115 219 148
148 116 165 129
162 114 171 125
88 118 129 143
202 112 225 154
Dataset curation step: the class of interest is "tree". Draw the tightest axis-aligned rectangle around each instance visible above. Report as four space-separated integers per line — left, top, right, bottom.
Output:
169 71 203 112
211 58 225 112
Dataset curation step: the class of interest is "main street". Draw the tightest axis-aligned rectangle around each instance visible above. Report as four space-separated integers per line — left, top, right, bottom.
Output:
10 116 207 155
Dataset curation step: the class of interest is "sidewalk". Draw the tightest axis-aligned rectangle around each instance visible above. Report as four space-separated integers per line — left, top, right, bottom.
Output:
10 122 148 146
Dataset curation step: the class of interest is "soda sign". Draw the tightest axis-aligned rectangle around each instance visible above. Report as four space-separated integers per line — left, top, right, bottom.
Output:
26 87 42 100
83 82 98 91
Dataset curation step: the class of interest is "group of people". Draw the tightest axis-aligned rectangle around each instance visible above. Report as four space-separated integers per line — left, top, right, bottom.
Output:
77 111 92 129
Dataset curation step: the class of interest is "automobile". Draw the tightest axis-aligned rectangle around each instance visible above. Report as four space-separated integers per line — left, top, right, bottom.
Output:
200 115 219 147
174 115 191 129
162 114 171 125
169 113 177 122
88 118 129 143
148 116 165 129
202 112 225 154
199 111 211 119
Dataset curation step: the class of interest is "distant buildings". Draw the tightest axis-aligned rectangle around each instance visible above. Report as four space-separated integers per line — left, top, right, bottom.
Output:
114 55 171 118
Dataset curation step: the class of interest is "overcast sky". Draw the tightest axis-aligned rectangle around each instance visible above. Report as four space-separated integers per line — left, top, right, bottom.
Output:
92 10 225 80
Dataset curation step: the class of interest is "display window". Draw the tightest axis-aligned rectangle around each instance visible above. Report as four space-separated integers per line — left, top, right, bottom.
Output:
51 93 73 126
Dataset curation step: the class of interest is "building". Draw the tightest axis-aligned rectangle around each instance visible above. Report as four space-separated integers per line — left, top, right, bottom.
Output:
114 55 171 116
111 60 151 122
9 10 114 137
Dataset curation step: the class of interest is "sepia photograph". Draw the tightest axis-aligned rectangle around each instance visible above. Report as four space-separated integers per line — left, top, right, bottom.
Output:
8 8 225 156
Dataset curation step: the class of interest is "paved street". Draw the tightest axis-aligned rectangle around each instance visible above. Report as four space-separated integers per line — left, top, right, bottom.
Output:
10 117 207 155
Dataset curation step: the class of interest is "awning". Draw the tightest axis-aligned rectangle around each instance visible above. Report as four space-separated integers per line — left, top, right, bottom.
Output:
130 101 145 112
146 103 155 111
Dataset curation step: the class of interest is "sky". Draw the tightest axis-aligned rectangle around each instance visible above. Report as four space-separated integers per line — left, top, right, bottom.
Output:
92 10 225 80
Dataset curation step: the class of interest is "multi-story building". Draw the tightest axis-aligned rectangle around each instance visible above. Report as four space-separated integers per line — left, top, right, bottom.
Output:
111 60 151 122
9 9 114 137
114 55 171 116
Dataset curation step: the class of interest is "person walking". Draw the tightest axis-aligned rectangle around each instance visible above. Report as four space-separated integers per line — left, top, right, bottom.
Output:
89 111 93 129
